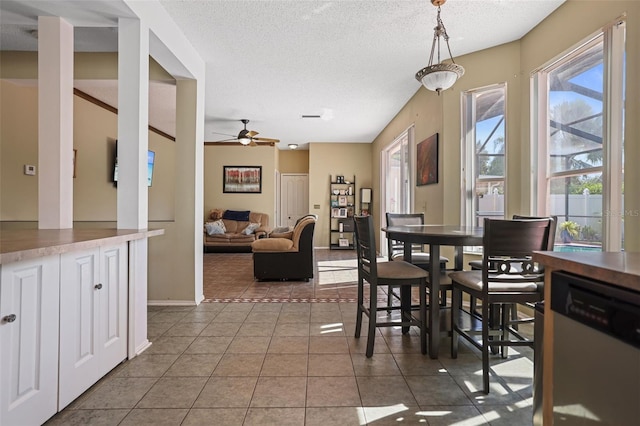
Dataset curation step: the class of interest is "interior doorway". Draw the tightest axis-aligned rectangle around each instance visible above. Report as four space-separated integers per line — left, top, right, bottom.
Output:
279 173 309 227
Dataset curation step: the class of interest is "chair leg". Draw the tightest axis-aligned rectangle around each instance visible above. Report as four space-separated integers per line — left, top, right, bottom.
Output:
510 302 519 330
489 304 500 355
386 285 395 314
482 299 491 394
451 286 460 358
366 283 377 358
501 303 510 359
355 277 364 338
420 279 427 355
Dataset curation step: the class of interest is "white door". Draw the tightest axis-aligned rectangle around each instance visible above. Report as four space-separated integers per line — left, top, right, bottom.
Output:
0 257 60 426
280 174 309 227
58 243 127 409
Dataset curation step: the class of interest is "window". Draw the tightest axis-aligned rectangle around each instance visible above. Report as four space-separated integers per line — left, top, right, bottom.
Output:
380 126 413 255
462 84 507 229
533 19 625 251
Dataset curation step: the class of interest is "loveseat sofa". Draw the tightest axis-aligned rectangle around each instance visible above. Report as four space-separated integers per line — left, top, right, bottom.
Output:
203 209 270 252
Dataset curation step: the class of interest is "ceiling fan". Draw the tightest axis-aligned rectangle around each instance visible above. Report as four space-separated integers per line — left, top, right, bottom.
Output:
205 119 280 147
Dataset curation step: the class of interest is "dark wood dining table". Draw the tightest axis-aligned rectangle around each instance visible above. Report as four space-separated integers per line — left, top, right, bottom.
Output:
382 224 484 358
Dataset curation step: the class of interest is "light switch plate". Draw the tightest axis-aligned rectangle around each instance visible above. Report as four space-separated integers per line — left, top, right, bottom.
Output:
24 164 36 176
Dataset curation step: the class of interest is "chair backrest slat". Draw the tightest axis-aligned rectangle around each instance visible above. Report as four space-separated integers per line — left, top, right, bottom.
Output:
354 215 377 282
481 218 555 288
385 213 425 259
512 214 557 251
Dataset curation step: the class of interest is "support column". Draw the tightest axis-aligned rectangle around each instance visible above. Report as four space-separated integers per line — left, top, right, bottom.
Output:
38 17 73 229
117 18 151 357
175 79 205 304
117 18 149 229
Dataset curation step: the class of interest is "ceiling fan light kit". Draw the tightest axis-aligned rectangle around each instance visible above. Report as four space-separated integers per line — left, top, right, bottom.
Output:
206 119 281 147
415 0 464 94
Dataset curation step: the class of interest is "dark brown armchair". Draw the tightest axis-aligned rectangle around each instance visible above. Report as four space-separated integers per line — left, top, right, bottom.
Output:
251 215 317 281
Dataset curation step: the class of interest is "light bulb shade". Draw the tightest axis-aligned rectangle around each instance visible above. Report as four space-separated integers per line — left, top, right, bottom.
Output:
416 63 465 92
237 128 251 145
288 144 298 150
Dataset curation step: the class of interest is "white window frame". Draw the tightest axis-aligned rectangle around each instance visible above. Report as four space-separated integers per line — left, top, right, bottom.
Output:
531 18 625 251
461 83 507 233
380 125 414 255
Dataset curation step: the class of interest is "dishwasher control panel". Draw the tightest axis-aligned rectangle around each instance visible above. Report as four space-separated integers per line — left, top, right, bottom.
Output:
551 270 640 349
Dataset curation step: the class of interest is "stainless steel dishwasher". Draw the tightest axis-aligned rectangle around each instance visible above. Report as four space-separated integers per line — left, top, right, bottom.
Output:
550 270 640 425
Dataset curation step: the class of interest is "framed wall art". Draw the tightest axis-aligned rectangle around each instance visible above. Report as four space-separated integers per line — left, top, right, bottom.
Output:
416 133 438 186
223 166 262 193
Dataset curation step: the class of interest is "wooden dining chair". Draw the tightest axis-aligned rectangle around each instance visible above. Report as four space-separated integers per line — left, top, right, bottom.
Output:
353 215 429 357
450 217 554 393
385 213 449 310
467 215 557 329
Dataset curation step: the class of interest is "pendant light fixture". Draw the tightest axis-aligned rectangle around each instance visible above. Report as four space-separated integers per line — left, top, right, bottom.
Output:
415 0 464 94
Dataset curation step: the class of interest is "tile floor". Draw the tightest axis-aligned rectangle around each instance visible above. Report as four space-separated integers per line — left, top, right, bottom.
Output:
46 250 536 425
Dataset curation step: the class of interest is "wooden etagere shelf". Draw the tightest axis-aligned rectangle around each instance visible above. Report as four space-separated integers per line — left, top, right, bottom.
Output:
329 175 356 250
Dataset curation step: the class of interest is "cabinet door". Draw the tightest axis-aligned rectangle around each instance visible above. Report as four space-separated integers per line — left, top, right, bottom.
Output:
58 243 128 409
0 257 60 426
98 244 128 374
59 248 100 408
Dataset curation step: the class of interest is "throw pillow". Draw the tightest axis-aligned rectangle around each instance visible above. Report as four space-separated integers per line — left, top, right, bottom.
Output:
242 222 261 235
223 210 251 221
205 219 226 235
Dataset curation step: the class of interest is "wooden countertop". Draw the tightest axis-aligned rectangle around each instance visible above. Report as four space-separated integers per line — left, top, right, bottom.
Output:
533 251 640 292
0 228 164 264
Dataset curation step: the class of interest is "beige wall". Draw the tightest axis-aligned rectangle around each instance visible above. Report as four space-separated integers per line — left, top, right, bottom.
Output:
371 0 639 251
0 79 180 303
308 142 372 247
0 51 174 81
0 81 39 219
0 80 175 222
441 41 522 223
203 145 277 220
371 85 444 238
278 149 309 173
518 0 640 251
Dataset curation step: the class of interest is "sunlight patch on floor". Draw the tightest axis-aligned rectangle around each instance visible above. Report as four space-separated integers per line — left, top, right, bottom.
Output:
359 404 421 424
317 258 358 285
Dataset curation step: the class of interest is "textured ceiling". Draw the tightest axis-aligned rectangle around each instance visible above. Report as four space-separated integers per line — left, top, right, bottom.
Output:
1 0 565 149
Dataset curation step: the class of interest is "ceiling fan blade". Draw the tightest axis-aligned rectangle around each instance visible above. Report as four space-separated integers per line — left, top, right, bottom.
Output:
252 137 280 143
211 131 236 137
246 130 259 138
249 139 258 147
204 138 236 145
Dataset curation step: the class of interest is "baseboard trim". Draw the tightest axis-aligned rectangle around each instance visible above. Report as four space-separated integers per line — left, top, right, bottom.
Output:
147 299 198 306
134 340 152 357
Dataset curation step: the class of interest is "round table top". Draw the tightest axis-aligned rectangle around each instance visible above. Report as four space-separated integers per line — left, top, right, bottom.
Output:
382 224 484 245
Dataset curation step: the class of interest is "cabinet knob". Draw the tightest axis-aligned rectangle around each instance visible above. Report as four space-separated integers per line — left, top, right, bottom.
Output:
3 314 17 323
95 283 103 290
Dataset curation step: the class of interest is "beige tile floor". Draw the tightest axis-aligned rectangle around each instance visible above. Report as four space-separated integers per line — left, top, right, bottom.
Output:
46 250 536 425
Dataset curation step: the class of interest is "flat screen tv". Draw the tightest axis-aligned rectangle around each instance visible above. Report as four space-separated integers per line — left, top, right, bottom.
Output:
113 150 155 187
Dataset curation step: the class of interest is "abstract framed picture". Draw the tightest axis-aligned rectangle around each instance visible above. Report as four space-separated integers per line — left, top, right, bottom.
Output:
416 133 438 186
223 166 262 193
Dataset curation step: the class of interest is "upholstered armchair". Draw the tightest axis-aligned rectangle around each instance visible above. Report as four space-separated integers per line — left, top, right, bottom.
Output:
251 215 317 281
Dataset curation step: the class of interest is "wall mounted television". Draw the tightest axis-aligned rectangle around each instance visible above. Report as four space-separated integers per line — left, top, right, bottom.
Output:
113 149 155 187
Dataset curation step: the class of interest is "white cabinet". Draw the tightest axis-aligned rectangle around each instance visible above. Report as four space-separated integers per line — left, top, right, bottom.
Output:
59 243 128 409
0 256 60 426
